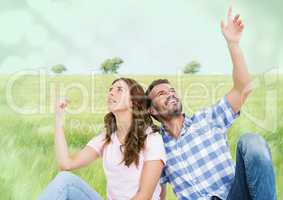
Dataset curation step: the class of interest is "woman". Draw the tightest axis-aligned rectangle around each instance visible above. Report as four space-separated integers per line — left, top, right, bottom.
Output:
38 78 166 200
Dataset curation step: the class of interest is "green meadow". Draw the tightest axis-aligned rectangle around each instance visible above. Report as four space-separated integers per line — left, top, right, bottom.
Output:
0 74 282 200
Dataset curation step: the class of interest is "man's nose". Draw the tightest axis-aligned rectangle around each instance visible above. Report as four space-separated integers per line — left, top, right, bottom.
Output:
109 90 115 97
169 90 176 96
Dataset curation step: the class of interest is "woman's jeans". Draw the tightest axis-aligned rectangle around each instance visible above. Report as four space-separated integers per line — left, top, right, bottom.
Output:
37 171 102 200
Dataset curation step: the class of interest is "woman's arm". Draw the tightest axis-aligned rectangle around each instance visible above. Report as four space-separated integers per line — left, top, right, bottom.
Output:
54 88 99 171
131 160 164 200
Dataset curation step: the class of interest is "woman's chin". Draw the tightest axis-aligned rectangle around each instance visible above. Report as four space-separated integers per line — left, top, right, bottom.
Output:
107 105 120 113
108 107 131 114
107 105 115 113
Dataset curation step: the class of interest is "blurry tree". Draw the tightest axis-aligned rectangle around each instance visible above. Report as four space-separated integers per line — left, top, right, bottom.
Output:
51 64 67 74
183 60 201 74
100 57 123 74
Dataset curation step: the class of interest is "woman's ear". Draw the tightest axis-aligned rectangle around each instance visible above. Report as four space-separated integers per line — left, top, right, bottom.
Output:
129 99 133 108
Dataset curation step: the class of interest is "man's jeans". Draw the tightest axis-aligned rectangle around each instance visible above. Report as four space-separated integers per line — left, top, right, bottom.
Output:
37 171 102 200
225 133 276 200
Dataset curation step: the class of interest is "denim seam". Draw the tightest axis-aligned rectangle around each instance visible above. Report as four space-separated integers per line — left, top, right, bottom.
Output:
55 184 68 200
240 139 256 199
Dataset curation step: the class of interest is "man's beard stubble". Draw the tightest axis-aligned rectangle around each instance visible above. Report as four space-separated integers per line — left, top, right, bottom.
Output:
155 96 183 121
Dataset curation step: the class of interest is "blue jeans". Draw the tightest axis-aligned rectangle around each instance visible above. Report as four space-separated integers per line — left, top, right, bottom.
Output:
226 133 276 200
37 171 102 200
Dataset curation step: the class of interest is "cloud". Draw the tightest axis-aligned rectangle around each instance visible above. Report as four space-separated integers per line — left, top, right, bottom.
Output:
0 0 282 74
26 25 49 47
1 56 26 72
0 10 33 46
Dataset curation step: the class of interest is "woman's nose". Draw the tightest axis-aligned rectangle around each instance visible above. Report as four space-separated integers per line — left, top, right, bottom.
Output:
109 89 115 96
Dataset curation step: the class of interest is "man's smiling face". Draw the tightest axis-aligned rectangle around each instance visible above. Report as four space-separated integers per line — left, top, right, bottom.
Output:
148 83 183 121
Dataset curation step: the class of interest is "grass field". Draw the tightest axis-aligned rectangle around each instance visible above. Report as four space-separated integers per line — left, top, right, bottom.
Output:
0 74 282 200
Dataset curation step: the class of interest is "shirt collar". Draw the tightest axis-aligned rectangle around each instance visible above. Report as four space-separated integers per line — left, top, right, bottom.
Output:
161 113 193 141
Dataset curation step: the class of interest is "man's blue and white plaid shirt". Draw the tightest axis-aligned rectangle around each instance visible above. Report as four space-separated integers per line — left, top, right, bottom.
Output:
160 96 240 200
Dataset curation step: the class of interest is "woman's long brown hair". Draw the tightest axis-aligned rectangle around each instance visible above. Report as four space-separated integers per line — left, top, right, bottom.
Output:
104 78 159 167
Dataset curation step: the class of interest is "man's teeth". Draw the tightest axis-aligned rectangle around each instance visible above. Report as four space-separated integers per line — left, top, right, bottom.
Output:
169 98 177 102
167 98 178 105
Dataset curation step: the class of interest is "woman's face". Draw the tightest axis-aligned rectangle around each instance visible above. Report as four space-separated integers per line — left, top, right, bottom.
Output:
107 80 132 113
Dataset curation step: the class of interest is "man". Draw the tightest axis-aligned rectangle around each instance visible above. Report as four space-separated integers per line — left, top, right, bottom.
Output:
146 8 276 200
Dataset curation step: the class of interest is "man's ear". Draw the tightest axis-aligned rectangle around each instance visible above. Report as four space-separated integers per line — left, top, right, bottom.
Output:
148 107 158 116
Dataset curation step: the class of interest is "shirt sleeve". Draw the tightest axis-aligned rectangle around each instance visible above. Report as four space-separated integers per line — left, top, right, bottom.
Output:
143 132 166 164
86 133 106 157
160 166 169 185
196 95 240 131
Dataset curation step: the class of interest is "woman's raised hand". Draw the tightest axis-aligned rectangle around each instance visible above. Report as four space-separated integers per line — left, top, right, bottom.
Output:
54 86 70 117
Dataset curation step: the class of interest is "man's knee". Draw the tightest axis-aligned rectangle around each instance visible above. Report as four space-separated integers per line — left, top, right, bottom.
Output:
237 133 272 163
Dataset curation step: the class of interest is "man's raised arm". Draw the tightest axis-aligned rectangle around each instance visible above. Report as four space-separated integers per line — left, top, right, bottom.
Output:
221 7 252 113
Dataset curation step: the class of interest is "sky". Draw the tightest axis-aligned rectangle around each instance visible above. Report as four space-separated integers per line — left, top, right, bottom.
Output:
0 0 282 75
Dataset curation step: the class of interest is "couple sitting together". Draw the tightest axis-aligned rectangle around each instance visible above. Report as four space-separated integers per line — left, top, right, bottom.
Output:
38 8 276 200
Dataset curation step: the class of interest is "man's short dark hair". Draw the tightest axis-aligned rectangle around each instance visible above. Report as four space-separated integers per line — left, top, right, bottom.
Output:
145 79 170 108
